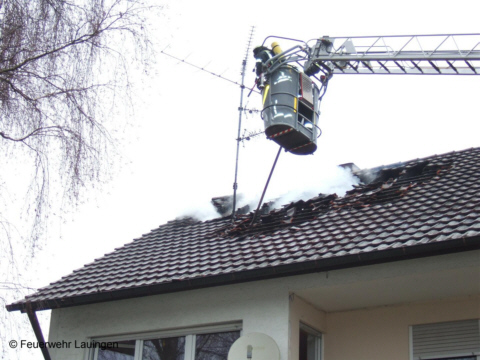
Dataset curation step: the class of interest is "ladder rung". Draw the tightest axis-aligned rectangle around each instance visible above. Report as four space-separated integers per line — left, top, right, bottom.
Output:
377 61 390 73
347 61 359 73
446 61 459 74
465 60 477 74
394 61 406 73
428 61 441 73
361 61 374 73
331 61 346 73
411 61 423 73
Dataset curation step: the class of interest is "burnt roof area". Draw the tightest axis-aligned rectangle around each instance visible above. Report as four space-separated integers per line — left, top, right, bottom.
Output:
7 147 480 312
219 160 453 239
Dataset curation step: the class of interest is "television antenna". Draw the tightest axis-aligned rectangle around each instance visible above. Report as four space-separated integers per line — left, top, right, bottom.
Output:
232 26 255 222
159 28 265 223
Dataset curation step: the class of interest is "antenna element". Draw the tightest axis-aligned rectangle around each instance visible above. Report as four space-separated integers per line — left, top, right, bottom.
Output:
232 26 255 222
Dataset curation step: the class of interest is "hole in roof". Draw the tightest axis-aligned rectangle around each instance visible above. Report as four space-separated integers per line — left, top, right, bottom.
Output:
215 160 452 239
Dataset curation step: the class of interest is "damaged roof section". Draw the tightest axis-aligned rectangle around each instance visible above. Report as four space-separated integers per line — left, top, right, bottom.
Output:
7 147 480 312
337 160 453 208
220 159 452 238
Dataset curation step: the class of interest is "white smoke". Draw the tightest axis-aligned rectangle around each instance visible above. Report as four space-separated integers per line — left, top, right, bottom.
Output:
177 155 360 221
175 195 221 221
270 165 359 208
236 161 360 213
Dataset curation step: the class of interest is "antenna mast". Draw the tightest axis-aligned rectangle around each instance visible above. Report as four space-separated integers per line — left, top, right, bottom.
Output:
232 26 255 222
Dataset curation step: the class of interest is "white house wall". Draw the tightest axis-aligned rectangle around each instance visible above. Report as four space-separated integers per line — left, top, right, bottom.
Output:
47 278 292 360
47 250 480 360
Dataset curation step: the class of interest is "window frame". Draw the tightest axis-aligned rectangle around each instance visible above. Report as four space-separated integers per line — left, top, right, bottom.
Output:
299 322 323 360
86 322 242 360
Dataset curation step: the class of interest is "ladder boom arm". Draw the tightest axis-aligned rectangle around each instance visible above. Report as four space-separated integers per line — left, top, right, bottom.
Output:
303 34 480 75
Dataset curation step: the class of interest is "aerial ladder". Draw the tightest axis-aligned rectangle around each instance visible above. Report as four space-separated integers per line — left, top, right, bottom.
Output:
254 33 480 155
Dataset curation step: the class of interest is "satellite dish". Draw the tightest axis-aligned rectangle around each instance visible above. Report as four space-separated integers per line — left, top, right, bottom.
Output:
228 332 280 360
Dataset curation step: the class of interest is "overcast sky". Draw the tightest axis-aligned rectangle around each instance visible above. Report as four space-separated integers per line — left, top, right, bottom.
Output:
5 0 480 358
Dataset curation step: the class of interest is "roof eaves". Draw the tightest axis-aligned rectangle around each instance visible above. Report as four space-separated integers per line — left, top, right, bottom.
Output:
8 235 480 313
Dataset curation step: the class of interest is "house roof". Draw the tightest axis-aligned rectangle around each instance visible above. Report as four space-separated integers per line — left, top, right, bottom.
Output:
7 147 480 312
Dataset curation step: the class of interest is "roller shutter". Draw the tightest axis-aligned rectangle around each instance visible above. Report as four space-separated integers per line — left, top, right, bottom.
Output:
411 319 480 359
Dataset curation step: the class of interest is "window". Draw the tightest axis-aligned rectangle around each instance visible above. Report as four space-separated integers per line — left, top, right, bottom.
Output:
299 323 322 360
142 336 185 360
410 319 480 360
90 324 241 360
195 332 240 360
97 340 136 360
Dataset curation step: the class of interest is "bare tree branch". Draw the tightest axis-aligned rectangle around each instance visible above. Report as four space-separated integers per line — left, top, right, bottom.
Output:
0 0 160 357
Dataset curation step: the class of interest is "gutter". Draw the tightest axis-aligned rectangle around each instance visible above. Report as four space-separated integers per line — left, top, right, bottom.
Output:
7 235 480 313
26 302 52 360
